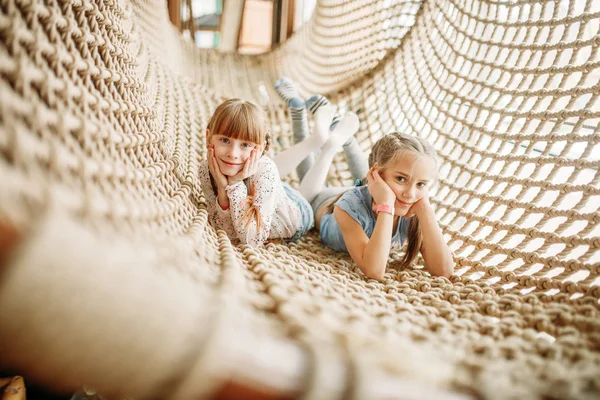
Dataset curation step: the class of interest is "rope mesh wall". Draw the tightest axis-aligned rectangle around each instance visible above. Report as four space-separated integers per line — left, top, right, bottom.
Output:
0 0 599 398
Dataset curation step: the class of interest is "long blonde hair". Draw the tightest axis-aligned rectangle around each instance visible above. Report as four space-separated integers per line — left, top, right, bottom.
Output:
328 132 438 268
206 99 271 231
368 133 437 269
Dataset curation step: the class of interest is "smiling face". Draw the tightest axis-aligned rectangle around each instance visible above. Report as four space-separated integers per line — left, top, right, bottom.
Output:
208 133 258 176
379 151 437 217
206 99 269 177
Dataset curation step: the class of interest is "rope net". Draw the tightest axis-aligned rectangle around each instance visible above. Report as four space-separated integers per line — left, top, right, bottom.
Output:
0 0 599 398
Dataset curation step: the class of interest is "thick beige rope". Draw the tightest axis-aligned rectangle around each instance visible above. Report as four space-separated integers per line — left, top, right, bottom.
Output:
0 0 598 398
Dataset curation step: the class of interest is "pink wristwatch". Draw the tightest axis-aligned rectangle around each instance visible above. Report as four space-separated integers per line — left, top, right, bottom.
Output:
375 203 394 216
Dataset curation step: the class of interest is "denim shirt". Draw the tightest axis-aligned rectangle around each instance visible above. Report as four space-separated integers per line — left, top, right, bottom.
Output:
319 185 409 253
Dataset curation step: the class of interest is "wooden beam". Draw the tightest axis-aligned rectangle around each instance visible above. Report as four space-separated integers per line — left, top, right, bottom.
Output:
168 0 182 30
286 0 295 38
186 0 197 40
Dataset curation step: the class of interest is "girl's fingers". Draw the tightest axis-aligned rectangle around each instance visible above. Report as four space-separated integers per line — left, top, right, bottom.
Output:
373 170 383 181
371 167 382 180
368 169 376 184
212 157 223 178
242 156 251 176
209 149 217 171
208 157 218 178
211 157 219 175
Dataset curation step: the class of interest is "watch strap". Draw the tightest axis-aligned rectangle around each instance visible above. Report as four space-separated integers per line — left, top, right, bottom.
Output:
375 203 394 216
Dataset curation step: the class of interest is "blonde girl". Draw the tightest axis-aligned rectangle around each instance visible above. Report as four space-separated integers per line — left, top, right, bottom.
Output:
274 77 453 279
199 98 359 246
312 132 454 280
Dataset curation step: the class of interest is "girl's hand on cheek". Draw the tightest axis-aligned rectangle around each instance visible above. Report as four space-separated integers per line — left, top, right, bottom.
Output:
406 195 432 218
208 146 228 189
228 147 262 185
367 165 396 206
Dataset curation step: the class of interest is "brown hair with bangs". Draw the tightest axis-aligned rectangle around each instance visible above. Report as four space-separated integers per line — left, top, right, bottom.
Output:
207 98 271 150
206 99 272 233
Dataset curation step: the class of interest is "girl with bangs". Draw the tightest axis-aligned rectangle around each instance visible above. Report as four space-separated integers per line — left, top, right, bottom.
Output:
199 98 359 246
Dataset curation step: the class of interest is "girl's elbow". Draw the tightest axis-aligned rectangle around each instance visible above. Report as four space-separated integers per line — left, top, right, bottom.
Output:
443 254 456 277
437 269 452 279
360 261 386 281
432 261 454 278
365 270 385 281
354 248 386 280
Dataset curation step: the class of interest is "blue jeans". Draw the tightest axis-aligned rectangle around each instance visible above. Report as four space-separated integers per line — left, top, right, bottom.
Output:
282 183 314 242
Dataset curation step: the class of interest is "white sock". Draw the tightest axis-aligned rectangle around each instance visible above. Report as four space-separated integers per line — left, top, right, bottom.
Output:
273 135 326 178
322 112 359 152
298 112 359 203
298 146 338 204
312 105 336 147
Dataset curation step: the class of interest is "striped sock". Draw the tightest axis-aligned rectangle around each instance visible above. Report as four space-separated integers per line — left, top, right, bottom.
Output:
306 95 342 131
275 77 305 108
275 77 312 180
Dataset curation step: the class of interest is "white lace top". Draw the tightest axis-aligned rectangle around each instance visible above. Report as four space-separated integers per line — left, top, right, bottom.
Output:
199 156 302 246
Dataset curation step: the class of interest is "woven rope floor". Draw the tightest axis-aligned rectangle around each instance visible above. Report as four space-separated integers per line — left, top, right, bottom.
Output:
0 0 599 398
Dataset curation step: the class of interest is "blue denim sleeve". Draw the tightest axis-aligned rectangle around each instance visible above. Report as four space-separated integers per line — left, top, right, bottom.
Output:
335 189 369 231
